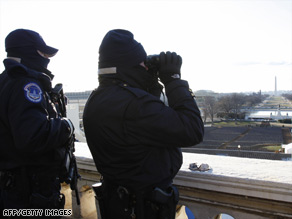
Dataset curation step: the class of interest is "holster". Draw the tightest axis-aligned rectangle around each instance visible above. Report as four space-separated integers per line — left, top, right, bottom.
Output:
0 168 31 198
118 185 179 219
149 185 179 219
30 192 65 209
0 171 14 189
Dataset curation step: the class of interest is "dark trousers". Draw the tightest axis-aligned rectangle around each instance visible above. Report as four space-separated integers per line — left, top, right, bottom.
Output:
0 169 64 218
0 189 4 214
1 186 30 209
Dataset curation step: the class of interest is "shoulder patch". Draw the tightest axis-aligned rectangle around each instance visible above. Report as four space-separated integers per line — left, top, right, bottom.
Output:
23 82 43 103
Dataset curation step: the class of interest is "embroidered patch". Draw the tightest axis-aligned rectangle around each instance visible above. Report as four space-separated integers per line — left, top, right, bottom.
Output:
24 83 42 103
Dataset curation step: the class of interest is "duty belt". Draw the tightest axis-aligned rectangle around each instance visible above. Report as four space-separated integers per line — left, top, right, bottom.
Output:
93 180 179 219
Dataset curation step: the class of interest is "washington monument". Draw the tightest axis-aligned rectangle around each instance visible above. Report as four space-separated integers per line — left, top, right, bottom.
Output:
275 76 277 96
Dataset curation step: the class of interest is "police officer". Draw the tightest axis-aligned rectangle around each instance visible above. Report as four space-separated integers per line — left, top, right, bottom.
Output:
83 29 204 219
0 29 74 214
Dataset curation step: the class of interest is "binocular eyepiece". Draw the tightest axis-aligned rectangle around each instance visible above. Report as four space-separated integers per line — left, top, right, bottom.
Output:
144 55 160 70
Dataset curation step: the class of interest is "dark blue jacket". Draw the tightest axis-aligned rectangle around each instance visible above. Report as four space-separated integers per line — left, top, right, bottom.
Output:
83 67 204 191
0 59 71 170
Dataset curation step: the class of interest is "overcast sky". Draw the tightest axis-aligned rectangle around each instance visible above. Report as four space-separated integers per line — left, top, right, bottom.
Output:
0 0 291 93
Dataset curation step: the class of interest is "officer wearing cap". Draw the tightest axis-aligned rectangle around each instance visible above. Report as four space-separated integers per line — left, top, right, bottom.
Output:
0 29 74 212
83 29 204 218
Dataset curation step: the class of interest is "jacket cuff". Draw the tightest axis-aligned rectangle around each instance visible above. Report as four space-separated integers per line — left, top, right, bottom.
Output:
165 80 196 106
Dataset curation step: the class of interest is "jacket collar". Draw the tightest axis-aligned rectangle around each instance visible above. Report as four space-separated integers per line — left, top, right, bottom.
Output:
3 58 53 91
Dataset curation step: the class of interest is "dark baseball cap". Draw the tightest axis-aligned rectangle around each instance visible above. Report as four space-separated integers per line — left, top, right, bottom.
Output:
5 29 58 57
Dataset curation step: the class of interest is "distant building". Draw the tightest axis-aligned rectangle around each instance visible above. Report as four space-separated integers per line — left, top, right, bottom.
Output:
66 91 92 104
65 90 92 132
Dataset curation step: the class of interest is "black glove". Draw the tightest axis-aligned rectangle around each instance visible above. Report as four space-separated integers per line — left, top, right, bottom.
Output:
62 117 75 138
158 51 182 85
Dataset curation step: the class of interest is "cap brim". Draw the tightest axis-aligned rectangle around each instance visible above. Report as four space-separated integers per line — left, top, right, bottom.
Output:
38 45 58 57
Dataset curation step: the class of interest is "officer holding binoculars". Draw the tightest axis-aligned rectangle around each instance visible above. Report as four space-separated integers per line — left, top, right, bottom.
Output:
83 29 204 219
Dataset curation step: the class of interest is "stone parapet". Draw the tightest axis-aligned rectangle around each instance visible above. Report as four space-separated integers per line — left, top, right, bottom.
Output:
62 145 292 218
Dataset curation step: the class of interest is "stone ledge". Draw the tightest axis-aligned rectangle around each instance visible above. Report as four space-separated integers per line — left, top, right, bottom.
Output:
174 170 292 203
73 144 292 218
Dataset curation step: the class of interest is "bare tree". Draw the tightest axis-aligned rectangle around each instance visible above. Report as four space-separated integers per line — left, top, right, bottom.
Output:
202 96 217 123
231 93 245 119
217 95 233 113
202 107 208 123
217 94 245 120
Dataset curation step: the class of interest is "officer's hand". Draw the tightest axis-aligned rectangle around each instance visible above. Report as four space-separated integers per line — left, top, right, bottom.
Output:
158 51 182 85
62 118 74 138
